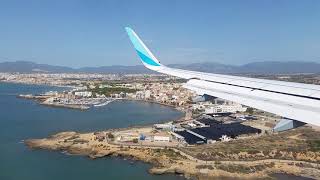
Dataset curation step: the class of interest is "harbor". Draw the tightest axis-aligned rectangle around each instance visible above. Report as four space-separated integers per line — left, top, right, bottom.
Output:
18 92 117 110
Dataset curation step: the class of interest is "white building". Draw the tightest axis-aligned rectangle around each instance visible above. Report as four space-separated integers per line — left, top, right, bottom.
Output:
135 91 145 99
187 122 197 128
153 135 171 142
74 91 92 97
144 90 151 99
99 84 112 88
192 101 214 111
220 135 231 142
153 123 174 130
89 85 96 89
205 104 247 114
95 93 106 98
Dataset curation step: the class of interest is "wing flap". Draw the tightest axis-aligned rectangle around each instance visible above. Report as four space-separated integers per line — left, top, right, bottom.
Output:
184 79 320 126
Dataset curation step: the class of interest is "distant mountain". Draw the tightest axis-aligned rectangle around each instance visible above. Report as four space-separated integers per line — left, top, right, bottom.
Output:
169 62 237 73
0 61 74 73
78 65 153 74
0 61 151 74
170 61 320 74
1 61 320 74
237 61 320 74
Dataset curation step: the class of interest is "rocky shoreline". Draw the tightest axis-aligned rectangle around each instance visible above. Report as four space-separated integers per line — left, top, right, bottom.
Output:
25 129 320 180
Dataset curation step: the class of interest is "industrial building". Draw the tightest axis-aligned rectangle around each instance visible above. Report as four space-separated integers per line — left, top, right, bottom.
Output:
175 118 261 145
175 130 205 144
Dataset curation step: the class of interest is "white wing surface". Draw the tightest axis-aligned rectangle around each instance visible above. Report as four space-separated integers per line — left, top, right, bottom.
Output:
125 27 320 127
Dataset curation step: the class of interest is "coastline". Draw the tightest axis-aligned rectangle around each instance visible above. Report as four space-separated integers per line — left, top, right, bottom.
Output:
24 108 320 180
25 128 320 180
16 88 189 113
6 80 319 179
22 97 320 179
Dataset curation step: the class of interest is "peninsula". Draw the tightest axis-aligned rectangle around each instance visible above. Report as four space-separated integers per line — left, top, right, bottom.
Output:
25 123 320 179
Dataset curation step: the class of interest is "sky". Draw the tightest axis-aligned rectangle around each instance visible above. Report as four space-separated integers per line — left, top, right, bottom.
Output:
0 0 319 67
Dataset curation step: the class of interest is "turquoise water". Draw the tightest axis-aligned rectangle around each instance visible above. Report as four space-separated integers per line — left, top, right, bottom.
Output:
0 83 185 180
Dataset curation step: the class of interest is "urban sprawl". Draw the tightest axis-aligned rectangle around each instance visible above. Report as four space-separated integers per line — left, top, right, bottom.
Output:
3 72 316 146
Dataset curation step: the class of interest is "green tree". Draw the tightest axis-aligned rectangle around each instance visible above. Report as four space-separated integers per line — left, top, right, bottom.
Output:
132 138 138 143
107 132 114 139
246 107 254 114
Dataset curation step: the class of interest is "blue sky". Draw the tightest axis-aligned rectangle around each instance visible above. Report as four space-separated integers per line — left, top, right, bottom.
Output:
0 0 319 67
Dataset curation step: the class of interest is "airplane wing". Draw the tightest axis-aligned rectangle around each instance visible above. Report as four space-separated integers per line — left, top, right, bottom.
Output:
125 27 320 128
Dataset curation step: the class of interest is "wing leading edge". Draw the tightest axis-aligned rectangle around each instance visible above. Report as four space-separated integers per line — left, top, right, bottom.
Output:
125 27 320 127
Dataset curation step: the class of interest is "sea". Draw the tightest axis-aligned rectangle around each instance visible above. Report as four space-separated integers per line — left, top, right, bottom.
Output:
0 83 185 180
0 83 314 180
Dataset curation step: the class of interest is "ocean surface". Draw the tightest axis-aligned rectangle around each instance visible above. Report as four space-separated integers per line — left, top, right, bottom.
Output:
0 83 186 180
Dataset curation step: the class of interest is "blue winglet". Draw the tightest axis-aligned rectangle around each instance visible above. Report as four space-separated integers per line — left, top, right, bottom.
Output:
125 27 161 67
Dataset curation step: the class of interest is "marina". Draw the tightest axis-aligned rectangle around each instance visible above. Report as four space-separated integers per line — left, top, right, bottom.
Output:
18 92 118 110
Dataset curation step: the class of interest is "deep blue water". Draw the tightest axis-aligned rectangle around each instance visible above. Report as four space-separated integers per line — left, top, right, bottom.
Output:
0 83 186 180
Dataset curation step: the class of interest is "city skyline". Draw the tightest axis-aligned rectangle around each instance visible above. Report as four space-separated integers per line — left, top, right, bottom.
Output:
1 0 320 67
